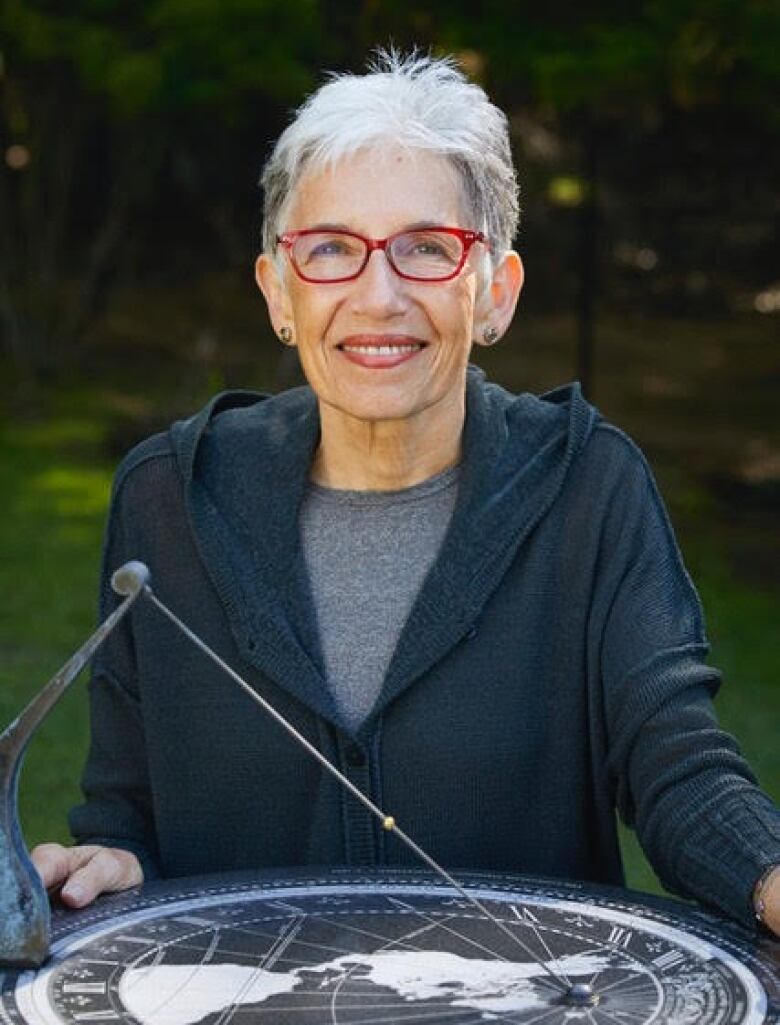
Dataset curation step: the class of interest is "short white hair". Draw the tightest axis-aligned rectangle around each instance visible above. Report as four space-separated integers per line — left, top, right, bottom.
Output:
260 49 520 263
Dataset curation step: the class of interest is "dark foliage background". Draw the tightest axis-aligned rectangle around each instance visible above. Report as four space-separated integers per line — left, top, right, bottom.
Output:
3 0 779 379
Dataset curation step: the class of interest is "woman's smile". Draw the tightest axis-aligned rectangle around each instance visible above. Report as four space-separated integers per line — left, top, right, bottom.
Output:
337 334 427 369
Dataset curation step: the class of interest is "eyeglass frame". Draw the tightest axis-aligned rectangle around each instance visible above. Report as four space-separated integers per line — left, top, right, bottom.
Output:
276 226 490 284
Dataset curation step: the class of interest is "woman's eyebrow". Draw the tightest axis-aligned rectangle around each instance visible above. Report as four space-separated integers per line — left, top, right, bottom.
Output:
304 222 354 231
404 221 448 230
301 221 449 233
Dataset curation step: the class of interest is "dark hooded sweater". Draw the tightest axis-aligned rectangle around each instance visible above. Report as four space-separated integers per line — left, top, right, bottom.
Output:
70 368 780 930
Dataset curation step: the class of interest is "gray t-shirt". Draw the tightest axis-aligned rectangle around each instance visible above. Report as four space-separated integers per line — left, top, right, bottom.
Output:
300 465 459 732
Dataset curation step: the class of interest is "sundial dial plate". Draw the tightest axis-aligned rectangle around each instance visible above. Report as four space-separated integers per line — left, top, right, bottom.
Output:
1 869 778 1024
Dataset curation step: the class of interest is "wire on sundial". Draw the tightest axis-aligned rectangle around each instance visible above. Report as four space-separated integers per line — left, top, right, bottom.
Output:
141 581 574 995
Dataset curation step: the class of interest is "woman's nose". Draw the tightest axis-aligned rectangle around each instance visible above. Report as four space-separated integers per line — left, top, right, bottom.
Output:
349 249 408 316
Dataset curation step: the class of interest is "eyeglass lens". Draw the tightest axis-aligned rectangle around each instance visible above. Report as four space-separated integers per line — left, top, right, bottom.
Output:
291 230 465 281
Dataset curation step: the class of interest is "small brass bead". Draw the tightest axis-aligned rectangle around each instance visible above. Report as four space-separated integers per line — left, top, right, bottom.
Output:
383 816 396 831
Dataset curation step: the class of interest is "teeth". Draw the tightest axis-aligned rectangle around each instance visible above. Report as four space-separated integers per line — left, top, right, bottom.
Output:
342 344 422 355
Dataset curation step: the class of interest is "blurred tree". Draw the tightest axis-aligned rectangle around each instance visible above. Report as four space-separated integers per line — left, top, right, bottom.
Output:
323 0 779 395
0 0 323 376
2 0 778 385
445 0 780 396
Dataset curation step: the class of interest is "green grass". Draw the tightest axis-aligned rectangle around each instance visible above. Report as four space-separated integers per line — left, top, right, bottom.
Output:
0 409 112 846
1 350 778 899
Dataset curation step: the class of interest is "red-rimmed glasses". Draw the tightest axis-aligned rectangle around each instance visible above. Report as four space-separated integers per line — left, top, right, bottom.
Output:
276 227 489 283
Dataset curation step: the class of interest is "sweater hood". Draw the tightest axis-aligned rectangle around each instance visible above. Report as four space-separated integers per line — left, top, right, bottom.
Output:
170 367 598 732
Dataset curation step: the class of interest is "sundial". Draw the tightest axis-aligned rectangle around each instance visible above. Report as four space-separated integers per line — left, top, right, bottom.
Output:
1 563 778 1023
1 868 779 1024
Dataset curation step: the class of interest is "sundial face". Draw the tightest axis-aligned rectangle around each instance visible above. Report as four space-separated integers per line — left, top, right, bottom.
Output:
1 870 778 1024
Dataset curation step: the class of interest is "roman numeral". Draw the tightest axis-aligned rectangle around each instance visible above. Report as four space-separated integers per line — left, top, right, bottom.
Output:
511 904 541 925
652 949 686 971
63 982 108 995
608 925 633 948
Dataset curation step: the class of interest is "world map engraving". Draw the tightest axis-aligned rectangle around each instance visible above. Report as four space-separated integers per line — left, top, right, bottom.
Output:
118 949 619 1023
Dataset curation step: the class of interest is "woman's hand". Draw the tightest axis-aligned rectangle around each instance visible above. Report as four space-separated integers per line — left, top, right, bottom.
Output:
755 865 780 937
30 842 143 909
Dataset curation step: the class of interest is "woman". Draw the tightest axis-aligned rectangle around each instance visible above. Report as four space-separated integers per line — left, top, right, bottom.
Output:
33 51 780 935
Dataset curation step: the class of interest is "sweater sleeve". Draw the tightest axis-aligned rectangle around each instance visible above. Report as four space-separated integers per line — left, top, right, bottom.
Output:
68 463 162 881
594 428 780 929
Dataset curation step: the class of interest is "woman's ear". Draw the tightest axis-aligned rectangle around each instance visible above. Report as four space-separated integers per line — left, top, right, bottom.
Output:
474 250 524 346
255 253 294 338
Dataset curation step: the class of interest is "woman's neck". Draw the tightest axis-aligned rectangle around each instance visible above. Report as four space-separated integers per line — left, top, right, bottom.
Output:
311 397 465 491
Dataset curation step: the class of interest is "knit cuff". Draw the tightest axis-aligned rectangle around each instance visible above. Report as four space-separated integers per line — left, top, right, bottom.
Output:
670 789 780 931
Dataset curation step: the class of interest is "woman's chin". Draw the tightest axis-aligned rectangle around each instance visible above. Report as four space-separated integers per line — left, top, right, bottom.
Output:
318 385 430 427
331 399 421 425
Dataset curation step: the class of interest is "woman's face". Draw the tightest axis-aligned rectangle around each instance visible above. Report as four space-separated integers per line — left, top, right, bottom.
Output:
256 146 521 426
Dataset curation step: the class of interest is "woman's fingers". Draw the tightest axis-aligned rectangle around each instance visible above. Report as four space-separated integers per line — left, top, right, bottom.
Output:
30 842 80 891
759 867 780 937
60 846 143 908
30 843 143 908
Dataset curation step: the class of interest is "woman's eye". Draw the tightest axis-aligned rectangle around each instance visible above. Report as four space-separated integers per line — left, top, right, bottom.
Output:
413 241 446 256
397 233 459 262
310 240 348 257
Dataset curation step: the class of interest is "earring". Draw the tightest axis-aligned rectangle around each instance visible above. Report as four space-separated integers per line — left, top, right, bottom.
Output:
482 326 500 346
278 326 294 346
